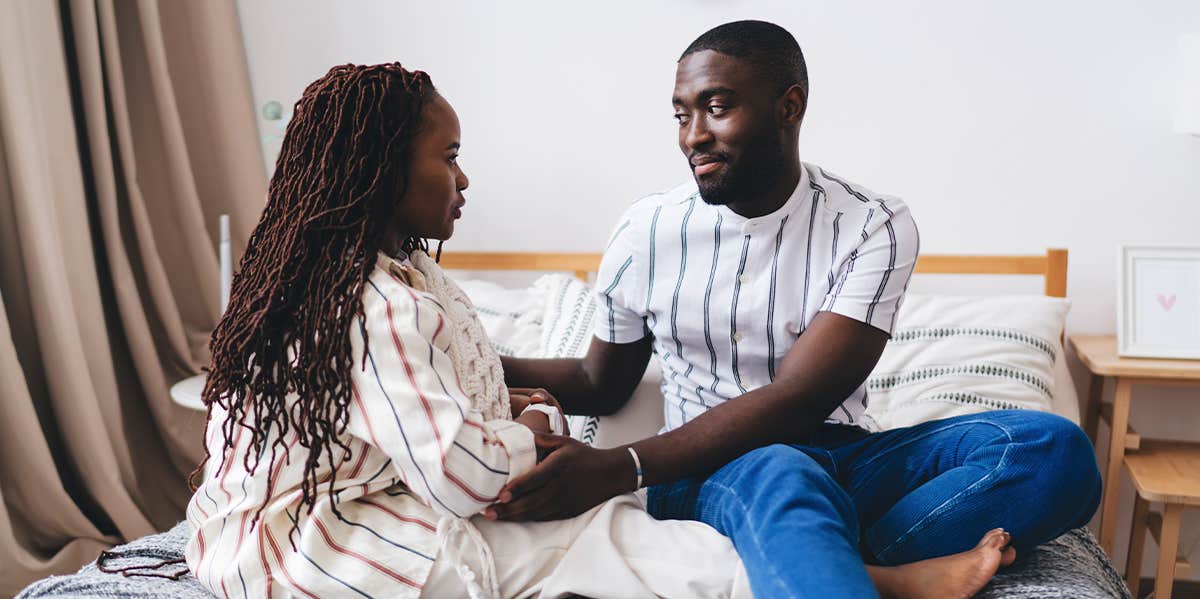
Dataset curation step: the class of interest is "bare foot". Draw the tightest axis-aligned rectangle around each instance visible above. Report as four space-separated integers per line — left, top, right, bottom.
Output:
867 528 1017 599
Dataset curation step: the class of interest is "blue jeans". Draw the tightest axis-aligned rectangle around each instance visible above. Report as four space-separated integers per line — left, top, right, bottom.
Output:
646 411 1101 599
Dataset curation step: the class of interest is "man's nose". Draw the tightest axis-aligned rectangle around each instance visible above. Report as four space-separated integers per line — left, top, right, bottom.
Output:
683 117 714 151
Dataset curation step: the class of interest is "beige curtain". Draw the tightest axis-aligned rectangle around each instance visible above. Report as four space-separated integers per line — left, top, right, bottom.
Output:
0 0 266 594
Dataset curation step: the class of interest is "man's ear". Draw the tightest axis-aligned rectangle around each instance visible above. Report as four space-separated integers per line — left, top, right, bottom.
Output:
778 83 807 126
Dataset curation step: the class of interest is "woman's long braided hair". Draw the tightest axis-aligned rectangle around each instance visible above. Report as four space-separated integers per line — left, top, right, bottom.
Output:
192 63 435 532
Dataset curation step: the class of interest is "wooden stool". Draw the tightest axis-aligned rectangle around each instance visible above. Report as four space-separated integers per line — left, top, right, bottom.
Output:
1124 440 1200 599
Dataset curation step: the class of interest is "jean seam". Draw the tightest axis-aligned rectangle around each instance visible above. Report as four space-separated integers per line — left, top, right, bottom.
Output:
702 478 799 599
869 420 1016 563
853 418 1007 473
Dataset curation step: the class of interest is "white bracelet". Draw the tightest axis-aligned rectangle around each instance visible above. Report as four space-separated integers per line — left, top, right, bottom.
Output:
520 403 563 435
627 447 644 490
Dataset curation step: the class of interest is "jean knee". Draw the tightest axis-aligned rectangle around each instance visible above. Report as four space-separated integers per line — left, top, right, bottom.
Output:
711 445 855 521
1017 413 1102 517
720 444 833 490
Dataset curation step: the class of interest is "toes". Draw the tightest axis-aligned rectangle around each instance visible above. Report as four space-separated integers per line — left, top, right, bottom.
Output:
977 528 1007 549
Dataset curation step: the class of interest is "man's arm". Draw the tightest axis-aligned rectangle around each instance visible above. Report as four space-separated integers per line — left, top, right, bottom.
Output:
489 311 888 521
500 335 654 416
630 311 886 485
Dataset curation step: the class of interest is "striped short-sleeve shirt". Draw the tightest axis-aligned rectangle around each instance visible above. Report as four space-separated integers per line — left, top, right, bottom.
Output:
593 162 920 431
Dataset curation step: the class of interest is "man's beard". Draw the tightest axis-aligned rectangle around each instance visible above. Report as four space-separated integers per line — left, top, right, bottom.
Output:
695 136 786 206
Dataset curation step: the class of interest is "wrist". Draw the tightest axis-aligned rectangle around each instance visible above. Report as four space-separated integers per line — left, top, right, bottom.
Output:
514 410 551 434
603 447 640 494
520 403 564 435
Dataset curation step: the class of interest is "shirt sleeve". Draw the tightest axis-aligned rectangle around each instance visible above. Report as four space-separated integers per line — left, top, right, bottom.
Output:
593 208 648 344
347 276 536 518
819 198 920 335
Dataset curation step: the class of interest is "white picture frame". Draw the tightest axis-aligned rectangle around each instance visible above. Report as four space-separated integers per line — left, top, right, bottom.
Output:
1118 245 1200 359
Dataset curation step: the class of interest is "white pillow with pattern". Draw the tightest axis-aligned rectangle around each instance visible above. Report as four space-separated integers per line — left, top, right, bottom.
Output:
537 274 666 448
457 278 544 358
863 293 1070 430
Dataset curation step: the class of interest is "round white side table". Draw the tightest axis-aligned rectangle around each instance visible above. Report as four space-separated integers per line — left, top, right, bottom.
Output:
169 373 207 411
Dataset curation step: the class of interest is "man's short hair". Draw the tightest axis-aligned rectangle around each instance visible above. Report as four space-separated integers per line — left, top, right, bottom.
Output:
680 20 808 97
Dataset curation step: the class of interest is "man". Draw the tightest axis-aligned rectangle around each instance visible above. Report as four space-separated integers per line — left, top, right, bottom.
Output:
498 20 1100 599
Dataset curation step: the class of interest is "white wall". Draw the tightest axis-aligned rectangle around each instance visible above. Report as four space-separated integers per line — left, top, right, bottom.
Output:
236 0 1200 580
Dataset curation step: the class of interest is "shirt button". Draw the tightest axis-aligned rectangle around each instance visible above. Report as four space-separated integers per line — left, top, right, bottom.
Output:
733 332 745 343
738 274 749 285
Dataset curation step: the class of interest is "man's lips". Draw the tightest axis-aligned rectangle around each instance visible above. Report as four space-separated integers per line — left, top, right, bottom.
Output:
691 156 725 177
692 160 724 176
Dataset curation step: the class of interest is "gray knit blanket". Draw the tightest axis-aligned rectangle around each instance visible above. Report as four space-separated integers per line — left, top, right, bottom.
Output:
18 523 1127 598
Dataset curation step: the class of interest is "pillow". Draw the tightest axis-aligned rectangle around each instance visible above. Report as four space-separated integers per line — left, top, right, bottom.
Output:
862 293 1071 430
458 278 544 357
462 273 661 447
537 274 665 448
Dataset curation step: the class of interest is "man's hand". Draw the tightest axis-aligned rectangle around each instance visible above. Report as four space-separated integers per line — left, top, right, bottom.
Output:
486 434 634 522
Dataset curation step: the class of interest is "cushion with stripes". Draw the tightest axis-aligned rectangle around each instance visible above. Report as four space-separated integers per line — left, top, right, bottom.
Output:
863 293 1070 430
538 274 666 448
457 278 545 358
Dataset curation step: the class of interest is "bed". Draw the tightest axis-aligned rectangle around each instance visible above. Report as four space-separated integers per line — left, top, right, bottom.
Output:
18 249 1129 598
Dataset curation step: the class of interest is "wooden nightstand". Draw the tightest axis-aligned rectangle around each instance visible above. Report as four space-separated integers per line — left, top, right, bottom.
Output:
1070 334 1200 557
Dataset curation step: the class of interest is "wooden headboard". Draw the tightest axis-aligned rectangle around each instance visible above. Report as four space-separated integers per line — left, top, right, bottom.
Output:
440 248 1068 298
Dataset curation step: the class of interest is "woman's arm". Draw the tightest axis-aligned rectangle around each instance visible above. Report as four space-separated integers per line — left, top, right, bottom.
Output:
346 275 543 518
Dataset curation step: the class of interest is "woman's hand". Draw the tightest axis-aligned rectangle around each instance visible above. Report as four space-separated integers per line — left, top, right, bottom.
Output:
508 388 570 436
514 409 552 434
508 387 562 415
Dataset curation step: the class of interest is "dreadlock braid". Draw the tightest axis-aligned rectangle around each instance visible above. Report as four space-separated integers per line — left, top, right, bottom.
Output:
192 63 435 535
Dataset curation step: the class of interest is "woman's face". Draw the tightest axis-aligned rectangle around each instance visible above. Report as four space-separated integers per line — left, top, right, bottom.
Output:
392 93 469 242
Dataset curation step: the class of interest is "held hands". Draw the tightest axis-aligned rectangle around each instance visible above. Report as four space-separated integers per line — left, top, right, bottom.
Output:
508 387 570 437
485 434 635 522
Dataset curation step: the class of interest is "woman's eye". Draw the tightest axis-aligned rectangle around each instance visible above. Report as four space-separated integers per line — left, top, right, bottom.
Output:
448 154 459 165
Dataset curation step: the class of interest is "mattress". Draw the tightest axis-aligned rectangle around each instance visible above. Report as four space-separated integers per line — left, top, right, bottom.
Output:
18 522 1129 598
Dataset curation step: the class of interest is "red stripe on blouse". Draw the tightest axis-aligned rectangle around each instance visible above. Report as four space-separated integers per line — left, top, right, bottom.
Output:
262 523 322 599
310 513 423 589
382 295 445 448
358 498 437 533
442 468 497 503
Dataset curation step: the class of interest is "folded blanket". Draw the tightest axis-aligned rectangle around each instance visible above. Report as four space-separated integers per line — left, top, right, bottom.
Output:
17 522 212 599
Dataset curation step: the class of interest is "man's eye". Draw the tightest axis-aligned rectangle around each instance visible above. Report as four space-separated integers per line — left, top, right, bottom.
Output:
673 113 689 124
448 154 459 164
707 105 726 115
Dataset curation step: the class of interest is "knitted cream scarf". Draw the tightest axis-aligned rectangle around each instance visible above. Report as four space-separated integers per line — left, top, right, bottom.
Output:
384 250 511 422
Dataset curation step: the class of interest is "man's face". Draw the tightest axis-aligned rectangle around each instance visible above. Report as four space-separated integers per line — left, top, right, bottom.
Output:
673 50 787 206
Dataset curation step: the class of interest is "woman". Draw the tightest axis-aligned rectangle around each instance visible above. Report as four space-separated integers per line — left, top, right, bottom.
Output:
186 63 750 599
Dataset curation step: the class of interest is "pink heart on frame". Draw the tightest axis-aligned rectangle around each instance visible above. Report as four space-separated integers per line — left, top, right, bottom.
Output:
1156 293 1177 311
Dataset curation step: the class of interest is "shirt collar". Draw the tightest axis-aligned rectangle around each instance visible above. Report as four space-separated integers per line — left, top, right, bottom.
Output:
712 163 813 236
